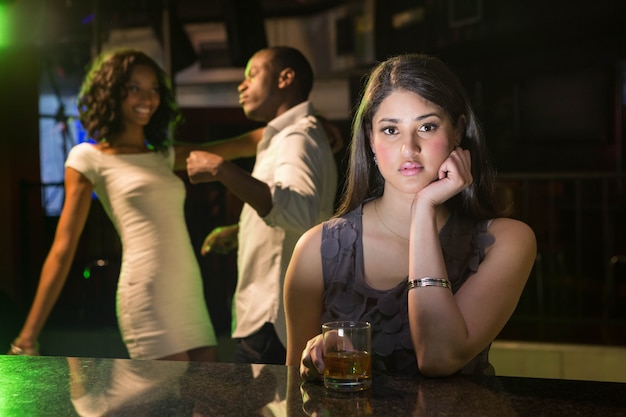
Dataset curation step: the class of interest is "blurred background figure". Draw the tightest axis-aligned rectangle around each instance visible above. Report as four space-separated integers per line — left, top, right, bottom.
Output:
8 49 219 362
187 46 338 365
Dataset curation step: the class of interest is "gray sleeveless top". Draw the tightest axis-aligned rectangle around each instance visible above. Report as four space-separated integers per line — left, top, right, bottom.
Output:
320 204 496 376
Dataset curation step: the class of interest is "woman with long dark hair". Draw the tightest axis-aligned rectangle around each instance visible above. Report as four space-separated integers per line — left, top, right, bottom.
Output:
285 53 536 377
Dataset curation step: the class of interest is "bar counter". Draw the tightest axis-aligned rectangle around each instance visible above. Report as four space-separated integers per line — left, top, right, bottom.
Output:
1 355 624 416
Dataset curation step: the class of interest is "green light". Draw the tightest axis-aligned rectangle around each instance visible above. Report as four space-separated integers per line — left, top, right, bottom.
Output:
0 356 73 416
0 5 9 48
83 267 91 279
0 357 49 416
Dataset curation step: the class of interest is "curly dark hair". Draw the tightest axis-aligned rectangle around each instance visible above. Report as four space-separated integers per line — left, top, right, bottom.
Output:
337 53 503 221
77 49 181 153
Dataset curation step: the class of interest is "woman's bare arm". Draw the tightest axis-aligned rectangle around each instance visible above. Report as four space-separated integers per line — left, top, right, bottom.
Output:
11 168 94 352
284 224 325 367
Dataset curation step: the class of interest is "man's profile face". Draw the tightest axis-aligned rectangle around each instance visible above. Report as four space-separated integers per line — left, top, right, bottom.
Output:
237 50 280 122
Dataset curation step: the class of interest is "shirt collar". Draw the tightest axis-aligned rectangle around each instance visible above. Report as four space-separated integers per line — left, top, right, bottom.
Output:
264 101 314 139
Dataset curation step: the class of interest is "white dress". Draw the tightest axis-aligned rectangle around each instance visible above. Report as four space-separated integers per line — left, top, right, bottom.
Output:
65 143 217 359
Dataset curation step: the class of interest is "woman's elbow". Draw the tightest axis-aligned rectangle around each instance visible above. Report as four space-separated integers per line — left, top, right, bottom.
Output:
416 350 469 378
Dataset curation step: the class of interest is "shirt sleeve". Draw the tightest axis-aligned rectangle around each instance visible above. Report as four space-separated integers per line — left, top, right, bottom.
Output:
263 128 329 234
64 143 98 185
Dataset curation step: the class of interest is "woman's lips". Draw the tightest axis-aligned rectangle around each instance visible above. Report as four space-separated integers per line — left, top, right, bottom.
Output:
400 161 423 175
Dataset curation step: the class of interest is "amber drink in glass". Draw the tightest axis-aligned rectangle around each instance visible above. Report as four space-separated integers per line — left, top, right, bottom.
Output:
322 321 372 392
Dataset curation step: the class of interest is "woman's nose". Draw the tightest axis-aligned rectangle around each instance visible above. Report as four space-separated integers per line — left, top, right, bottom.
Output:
401 138 420 157
140 90 157 103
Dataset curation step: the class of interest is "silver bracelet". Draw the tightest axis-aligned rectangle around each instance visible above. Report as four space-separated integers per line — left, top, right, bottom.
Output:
407 277 451 290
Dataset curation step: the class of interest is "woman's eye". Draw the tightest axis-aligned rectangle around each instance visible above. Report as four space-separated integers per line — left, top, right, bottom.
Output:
127 85 139 92
381 126 398 135
418 122 438 132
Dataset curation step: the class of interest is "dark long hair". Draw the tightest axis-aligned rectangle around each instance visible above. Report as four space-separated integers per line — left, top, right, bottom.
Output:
77 49 181 153
336 53 502 220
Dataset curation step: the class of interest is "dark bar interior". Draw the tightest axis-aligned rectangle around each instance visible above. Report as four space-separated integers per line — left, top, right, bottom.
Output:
1 0 625 415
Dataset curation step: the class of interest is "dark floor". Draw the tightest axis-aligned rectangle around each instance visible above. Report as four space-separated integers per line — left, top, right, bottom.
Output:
0 291 237 361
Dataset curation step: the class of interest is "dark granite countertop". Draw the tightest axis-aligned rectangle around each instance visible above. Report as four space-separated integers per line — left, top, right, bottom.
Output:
1 355 625 416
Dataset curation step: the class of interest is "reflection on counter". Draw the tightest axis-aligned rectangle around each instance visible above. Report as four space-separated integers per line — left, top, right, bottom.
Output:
67 358 189 416
1 355 626 416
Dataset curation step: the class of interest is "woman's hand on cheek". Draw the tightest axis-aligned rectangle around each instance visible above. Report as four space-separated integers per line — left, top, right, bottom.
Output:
418 147 473 205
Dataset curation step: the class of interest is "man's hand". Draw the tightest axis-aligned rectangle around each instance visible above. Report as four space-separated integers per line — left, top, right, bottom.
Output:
186 151 225 184
201 225 239 255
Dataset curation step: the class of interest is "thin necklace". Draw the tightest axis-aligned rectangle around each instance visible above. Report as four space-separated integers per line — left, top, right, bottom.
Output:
374 199 409 241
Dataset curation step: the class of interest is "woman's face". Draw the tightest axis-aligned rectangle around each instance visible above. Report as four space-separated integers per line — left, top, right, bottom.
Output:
370 89 459 195
120 64 160 129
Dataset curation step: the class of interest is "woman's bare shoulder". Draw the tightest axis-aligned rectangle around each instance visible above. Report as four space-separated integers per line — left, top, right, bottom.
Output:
296 223 324 249
488 217 537 251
